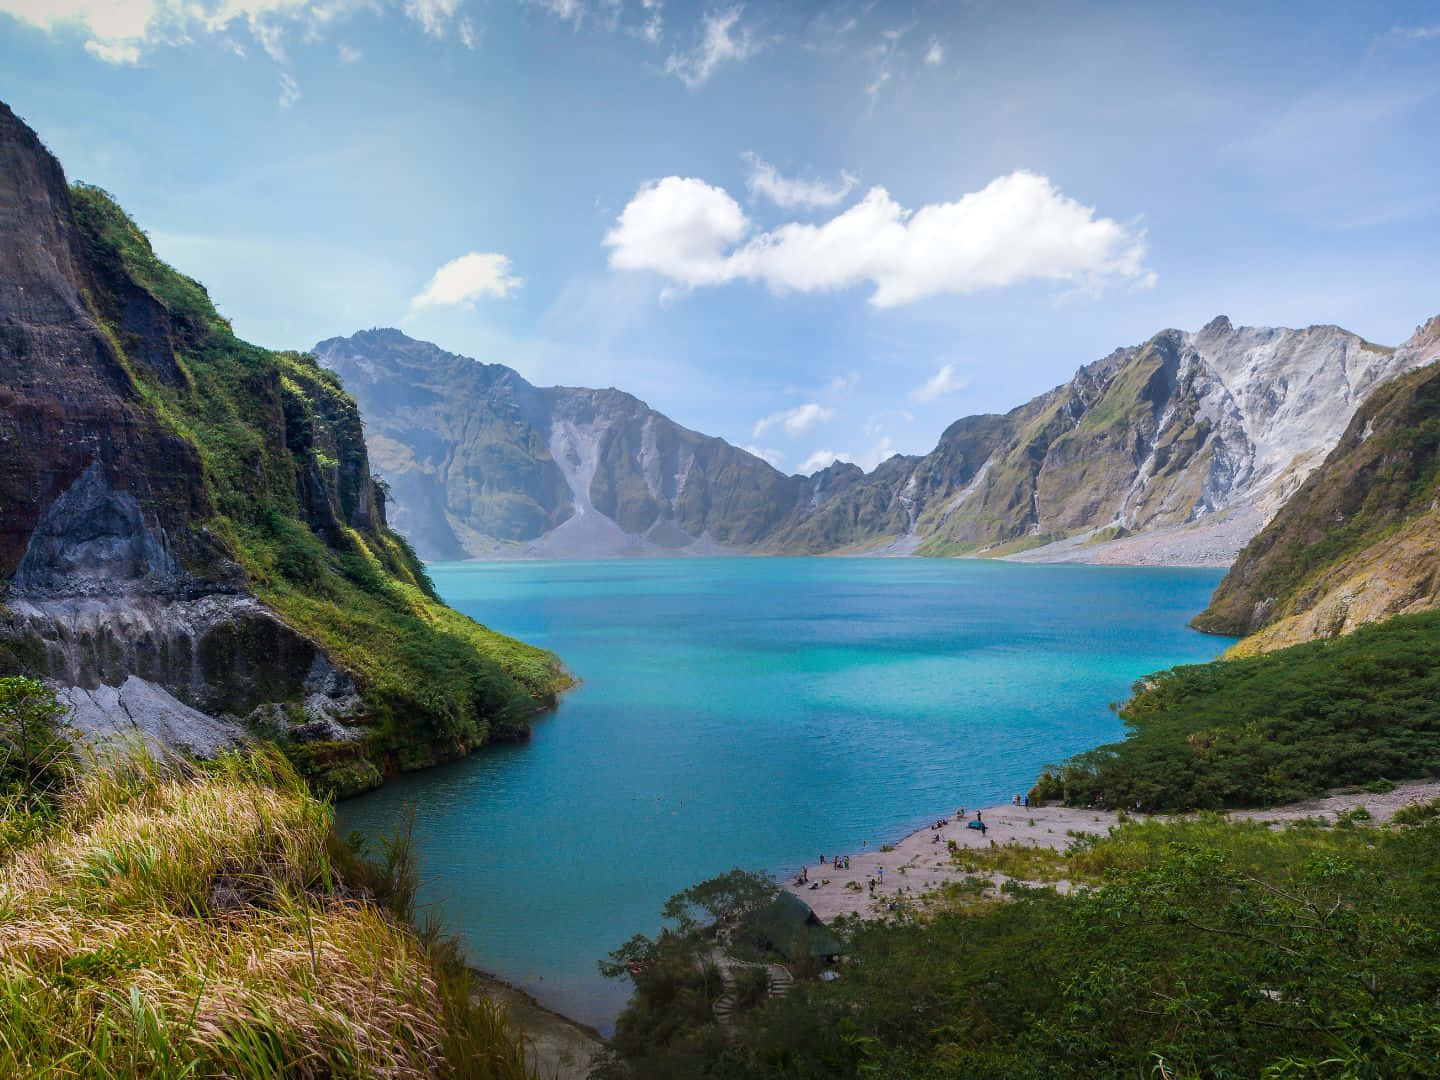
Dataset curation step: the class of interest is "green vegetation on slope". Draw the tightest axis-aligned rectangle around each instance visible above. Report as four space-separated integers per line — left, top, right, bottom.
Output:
1031 609 1440 811
68 184 569 792
0 683 539 1077
598 818 1440 1079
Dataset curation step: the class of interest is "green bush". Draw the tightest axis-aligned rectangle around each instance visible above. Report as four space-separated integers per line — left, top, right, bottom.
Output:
1033 610 1440 811
603 819 1440 1079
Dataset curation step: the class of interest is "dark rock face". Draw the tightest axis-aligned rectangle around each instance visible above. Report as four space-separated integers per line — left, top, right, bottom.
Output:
11 463 187 598
0 103 215 583
0 102 341 748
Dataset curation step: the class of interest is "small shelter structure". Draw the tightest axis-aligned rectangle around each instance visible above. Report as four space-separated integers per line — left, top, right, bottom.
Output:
749 892 847 962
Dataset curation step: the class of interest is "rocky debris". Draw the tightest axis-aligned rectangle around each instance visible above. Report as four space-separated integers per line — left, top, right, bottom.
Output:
1196 323 1440 647
59 676 249 758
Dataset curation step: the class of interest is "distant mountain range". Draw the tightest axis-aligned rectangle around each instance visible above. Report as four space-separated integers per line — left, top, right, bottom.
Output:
315 318 1437 567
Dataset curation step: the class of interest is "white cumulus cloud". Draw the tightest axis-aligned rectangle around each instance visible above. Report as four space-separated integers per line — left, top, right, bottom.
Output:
924 36 943 65
664 5 759 89
753 402 833 439
742 151 856 210
605 176 749 286
606 169 1152 306
910 362 970 402
799 449 853 474
410 252 523 312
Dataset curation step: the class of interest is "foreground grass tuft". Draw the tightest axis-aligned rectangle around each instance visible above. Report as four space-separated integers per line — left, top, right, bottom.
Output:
0 745 538 1078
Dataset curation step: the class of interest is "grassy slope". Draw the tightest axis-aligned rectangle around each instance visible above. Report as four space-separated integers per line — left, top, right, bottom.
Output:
69 185 569 792
1031 609 1440 811
0 747 538 1078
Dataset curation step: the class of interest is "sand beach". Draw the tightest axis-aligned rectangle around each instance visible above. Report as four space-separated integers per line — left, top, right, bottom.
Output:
784 778 1440 922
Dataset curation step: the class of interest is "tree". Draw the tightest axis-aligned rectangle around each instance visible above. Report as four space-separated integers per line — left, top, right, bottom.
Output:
0 676 72 796
661 869 778 933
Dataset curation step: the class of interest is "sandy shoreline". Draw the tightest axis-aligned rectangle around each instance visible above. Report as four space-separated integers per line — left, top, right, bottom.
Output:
783 778 1440 922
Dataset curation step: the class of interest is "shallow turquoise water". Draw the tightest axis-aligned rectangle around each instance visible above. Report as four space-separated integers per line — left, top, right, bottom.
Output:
337 557 1232 1030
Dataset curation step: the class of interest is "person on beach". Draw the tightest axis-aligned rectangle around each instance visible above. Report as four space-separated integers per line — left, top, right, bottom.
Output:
877 866 884 884
819 854 825 864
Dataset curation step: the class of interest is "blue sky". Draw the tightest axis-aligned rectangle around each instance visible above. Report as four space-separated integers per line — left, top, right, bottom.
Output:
3 1 1439 474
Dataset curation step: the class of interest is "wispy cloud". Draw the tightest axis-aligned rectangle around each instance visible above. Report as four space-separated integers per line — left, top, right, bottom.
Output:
277 71 301 108
742 151 856 210
909 363 969 402
923 36 943 65
753 402 833 439
0 0 475 69
799 448 847 474
741 444 785 469
409 252 523 314
664 5 760 89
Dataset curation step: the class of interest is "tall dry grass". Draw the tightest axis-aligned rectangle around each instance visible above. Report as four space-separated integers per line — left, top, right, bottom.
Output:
0 743 539 1079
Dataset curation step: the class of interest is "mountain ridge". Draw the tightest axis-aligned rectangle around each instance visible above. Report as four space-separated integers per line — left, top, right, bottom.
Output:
317 316 1429 567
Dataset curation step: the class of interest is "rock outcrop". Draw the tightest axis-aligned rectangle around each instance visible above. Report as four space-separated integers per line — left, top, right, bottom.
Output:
317 318 1428 568
1193 317 1440 651
0 102 566 790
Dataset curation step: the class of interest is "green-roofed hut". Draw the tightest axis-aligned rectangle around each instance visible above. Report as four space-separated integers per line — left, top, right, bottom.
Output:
749 892 848 962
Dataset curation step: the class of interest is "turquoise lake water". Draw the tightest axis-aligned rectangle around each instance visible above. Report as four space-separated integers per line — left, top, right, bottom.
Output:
337 557 1232 1031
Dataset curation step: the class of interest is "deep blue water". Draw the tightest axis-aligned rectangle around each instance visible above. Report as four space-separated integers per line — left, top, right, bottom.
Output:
337 558 1232 1031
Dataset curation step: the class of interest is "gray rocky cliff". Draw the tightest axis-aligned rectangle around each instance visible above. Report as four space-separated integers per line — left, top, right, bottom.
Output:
315 318 1430 566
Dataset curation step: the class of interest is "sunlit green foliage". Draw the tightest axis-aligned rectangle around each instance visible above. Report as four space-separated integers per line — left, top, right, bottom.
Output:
1032 609 1440 811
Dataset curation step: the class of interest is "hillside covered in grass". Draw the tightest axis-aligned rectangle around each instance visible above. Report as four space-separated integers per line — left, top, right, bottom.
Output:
1031 609 1440 812
0 727 539 1077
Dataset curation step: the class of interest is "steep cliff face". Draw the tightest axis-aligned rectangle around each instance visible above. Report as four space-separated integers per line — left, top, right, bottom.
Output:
1193 316 1440 652
314 329 811 559
0 103 567 790
866 317 1414 565
317 318 1424 566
